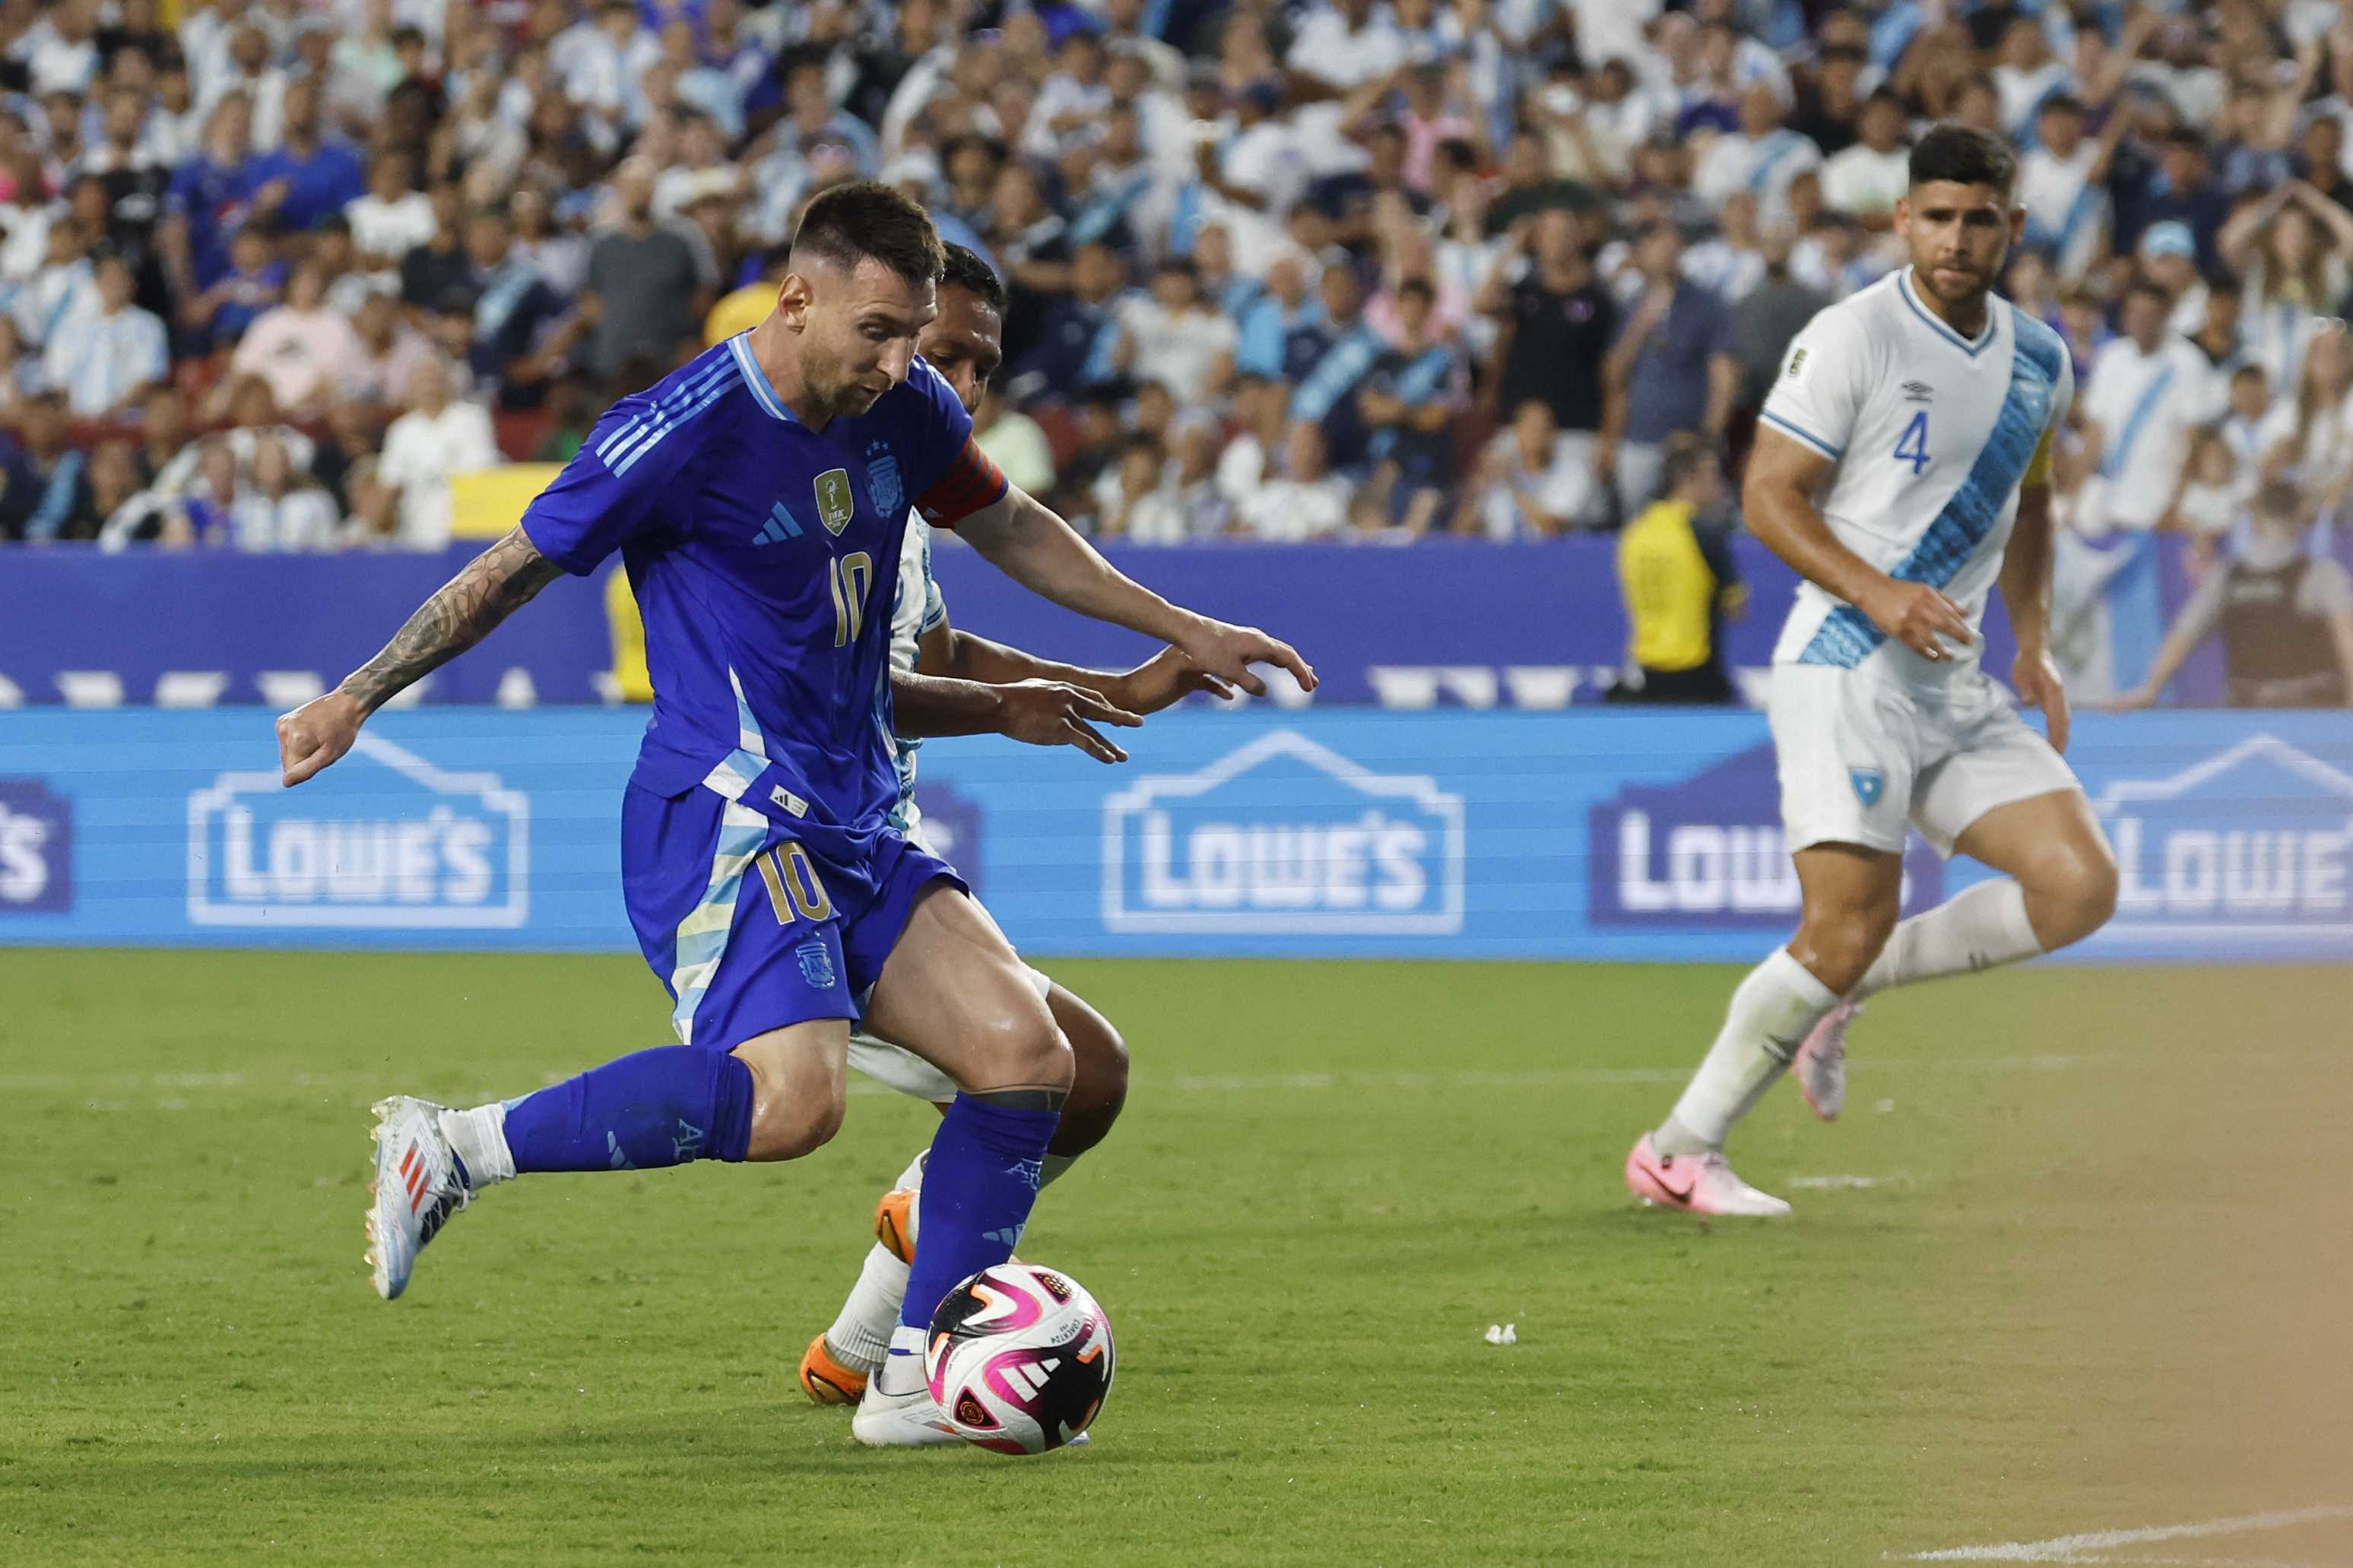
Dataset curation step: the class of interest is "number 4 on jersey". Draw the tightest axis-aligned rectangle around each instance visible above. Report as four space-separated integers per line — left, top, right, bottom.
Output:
1893 411 1930 476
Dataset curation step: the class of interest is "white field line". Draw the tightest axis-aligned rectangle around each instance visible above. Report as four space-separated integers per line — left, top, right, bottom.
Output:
1901 1505 2353 1562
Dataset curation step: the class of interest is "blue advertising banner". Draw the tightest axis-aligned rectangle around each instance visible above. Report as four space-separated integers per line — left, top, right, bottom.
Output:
4 706 2351 964
3 531 2326 713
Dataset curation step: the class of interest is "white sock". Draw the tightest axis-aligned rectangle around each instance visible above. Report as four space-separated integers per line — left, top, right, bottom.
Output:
1853 879 2041 999
875 1324 928 1395
830 1146 1081 1377
439 1103 515 1188
1657 948 1839 1155
825 1243 909 1374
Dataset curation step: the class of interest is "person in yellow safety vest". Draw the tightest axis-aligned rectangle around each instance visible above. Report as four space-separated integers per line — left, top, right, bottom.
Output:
1609 432 1747 704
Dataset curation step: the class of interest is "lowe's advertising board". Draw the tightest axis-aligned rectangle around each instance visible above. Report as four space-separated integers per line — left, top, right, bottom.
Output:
4 707 2352 962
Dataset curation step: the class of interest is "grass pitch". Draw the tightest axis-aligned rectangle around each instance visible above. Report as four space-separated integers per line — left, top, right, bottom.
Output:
2 951 2348 1566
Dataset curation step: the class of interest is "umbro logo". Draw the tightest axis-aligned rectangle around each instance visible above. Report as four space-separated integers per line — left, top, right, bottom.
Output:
753 502 803 546
1902 381 1934 402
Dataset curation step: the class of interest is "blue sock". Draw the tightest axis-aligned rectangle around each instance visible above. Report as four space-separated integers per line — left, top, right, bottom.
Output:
501 1045 755 1173
898 1094 1060 1332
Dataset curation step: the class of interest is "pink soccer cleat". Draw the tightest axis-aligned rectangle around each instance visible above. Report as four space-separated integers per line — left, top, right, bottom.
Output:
1793 1002 1861 1120
1624 1133 1791 1217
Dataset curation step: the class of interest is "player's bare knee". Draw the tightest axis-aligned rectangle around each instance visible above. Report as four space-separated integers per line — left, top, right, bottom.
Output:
960 1009 1076 1096
2033 844 2119 950
1053 1009 1129 1154
1796 898 1898 994
744 1078 845 1161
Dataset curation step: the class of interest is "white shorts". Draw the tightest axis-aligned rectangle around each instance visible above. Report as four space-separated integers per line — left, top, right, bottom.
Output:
846 962 1055 1104
1768 660 2080 858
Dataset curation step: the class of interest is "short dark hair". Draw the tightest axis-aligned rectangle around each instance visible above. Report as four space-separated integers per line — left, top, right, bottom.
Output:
1908 122 2018 198
2121 277 2172 311
791 181 945 287
1661 431 1715 494
1396 277 1435 306
938 242 1004 314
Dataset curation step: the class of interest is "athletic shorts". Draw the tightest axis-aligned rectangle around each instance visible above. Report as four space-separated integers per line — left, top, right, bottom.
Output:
621 782 966 1053
1768 658 2080 859
846 962 1054 1104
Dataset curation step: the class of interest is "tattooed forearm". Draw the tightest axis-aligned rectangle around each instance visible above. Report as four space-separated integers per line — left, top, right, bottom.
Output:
336 528 566 711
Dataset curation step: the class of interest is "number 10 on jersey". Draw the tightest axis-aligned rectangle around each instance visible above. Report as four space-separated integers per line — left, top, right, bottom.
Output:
828 551 874 648
1893 411 1930 476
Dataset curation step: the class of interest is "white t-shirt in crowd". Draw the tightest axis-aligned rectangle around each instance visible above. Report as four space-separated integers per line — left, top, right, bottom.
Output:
1115 296 1238 406
1819 142 1911 219
377 399 501 550
1238 474 1354 541
345 191 439 261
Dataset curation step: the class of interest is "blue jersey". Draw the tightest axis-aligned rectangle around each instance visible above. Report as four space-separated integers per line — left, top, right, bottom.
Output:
522 334 1007 865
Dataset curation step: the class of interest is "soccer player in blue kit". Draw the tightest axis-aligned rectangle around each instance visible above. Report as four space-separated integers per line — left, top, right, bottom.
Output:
274 184 1314 1429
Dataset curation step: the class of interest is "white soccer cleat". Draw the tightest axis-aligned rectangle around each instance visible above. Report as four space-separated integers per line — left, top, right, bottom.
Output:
1624 1133 1792 1217
850 1380 965 1448
1794 1002 1861 1120
366 1095 471 1300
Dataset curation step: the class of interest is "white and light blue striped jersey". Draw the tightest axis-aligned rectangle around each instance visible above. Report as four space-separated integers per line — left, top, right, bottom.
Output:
1757 266 2072 678
881 511 947 836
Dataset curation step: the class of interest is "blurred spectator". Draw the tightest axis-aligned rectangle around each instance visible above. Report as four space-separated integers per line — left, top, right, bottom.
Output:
183 223 283 350
2219 179 2353 395
376 356 499 550
347 151 437 273
0 394 94 542
1819 93 1911 230
2079 280 2225 533
1235 419 1352 542
1691 84 1822 231
230 432 338 551
1286 261 1387 470
1111 257 1236 407
1235 250 1321 379
2019 95 2124 283
582 156 702 379
1733 227 1830 416
1608 435 1744 705
457 207 577 408
44 251 166 417
1457 398 1590 539
2116 479 2353 710
0 315 45 420
972 382 1054 497
245 78 366 235
1606 220 1739 518
348 290 438 412
1356 277 1457 534
229 260 364 417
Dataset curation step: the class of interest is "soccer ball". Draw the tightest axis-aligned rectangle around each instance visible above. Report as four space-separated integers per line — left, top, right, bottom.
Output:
924 1262 1115 1454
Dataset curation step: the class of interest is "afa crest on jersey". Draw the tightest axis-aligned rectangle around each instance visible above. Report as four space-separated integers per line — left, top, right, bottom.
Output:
814 468 855 534
865 442 903 517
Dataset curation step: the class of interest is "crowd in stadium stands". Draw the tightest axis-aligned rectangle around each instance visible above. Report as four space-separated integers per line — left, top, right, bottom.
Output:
0 0 2351 556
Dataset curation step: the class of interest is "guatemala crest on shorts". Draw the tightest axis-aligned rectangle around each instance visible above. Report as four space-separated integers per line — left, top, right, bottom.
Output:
794 939 837 990
865 445 902 518
1849 767 1886 808
813 468 855 535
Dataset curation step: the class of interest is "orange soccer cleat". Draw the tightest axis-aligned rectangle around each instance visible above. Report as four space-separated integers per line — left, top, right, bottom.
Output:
798 1333 870 1405
873 1186 918 1263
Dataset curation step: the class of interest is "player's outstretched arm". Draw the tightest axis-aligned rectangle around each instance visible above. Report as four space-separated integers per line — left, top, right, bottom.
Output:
914 607 1235 716
275 527 566 787
1999 481 2071 752
1745 426 1973 662
953 484 1317 697
891 669 1145 764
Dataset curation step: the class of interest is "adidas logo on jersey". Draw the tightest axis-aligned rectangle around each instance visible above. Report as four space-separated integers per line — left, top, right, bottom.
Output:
1902 380 1934 402
753 502 803 546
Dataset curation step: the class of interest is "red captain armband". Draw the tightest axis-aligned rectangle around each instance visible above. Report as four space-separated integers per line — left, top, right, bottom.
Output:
912 435 1010 529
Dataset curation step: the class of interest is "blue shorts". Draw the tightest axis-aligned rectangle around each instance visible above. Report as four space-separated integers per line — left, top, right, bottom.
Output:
621 783 966 1053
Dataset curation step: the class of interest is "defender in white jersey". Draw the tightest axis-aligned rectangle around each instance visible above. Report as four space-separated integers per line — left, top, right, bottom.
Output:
798 249 1224 1437
1627 125 2121 1217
